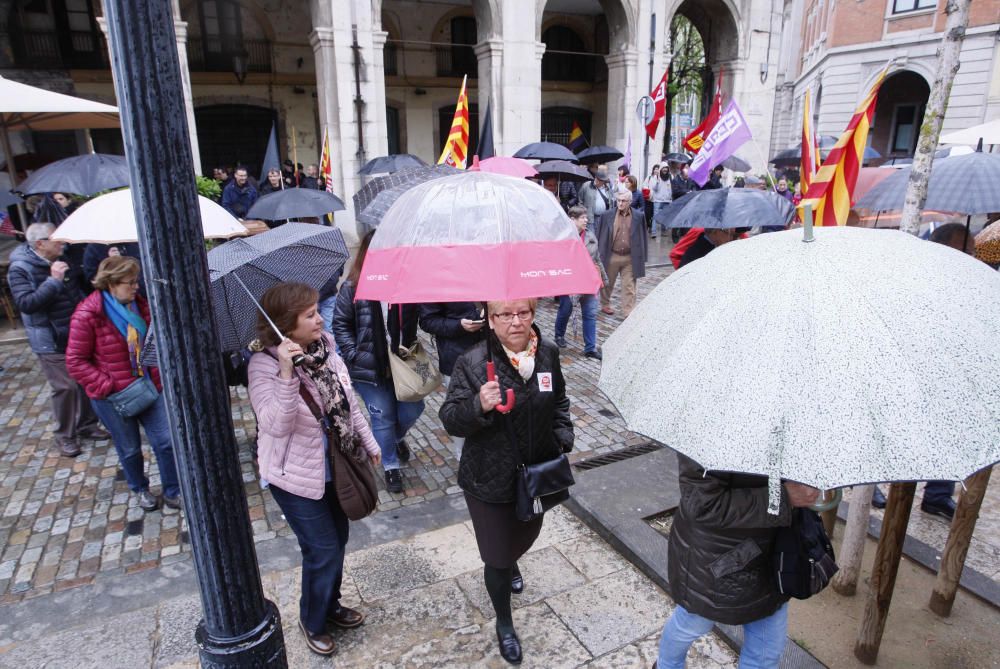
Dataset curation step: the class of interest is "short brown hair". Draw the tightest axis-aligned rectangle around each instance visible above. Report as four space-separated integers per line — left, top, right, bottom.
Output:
625 175 638 191
93 256 140 291
257 282 319 347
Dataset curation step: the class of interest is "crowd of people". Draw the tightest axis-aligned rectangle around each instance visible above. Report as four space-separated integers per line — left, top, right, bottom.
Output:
213 159 326 221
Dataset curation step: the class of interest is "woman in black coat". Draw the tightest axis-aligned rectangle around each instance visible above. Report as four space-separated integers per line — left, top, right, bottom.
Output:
440 298 574 665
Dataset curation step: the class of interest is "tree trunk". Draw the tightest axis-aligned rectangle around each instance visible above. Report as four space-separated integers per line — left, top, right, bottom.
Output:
898 0 972 236
832 484 874 596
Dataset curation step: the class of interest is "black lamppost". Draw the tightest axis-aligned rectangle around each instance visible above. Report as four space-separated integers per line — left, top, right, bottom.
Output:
102 1 286 666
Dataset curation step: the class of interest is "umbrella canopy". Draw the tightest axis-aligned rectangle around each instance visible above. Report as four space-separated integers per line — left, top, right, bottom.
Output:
15 153 129 196
852 166 896 204
358 154 427 175
513 142 578 162
246 188 345 220
0 189 22 208
663 152 691 165
206 223 350 351
576 145 623 164
975 223 1000 264
934 145 974 159
600 226 1000 513
355 172 601 303
654 188 796 229
474 156 537 178
352 164 460 214
769 135 841 167
720 155 751 172
535 160 592 182
940 118 1000 146
855 151 1000 214
0 76 119 132
51 189 248 243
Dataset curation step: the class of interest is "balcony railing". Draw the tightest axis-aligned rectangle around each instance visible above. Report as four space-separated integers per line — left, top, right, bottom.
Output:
435 44 477 78
12 29 108 69
187 37 272 73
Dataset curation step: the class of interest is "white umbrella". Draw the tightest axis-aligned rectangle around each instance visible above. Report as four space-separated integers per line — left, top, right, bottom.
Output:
52 189 248 243
939 118 1000 146
599 226 1000 513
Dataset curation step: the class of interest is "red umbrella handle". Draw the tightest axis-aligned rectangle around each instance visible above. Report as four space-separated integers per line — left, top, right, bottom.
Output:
486 361 515 414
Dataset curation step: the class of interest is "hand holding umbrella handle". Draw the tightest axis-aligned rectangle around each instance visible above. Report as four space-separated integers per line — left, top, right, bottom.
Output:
810 488 843 513
486 361 515 414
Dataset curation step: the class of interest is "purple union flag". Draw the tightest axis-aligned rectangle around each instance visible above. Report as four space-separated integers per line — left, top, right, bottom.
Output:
688 100 753 186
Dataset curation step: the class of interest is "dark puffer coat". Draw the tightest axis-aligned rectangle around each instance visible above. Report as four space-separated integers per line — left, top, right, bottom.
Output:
331 280 418 386
7 244 84 354
667 454 792 625
440 326 574 503
65 291 162 399
418 302 484 376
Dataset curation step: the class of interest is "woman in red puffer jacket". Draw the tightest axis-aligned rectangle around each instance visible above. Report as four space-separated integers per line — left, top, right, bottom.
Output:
66 256 180 513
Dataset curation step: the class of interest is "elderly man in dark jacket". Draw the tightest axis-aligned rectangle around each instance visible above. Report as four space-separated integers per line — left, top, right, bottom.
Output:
594 189 647 317
655 454 818 668
7 223 107 457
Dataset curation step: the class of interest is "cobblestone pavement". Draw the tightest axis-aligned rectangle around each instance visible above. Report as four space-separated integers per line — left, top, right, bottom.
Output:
0 265 671 602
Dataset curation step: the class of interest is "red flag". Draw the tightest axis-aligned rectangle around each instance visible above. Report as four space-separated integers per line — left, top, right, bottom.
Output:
684 67 724 153
645 69 669 139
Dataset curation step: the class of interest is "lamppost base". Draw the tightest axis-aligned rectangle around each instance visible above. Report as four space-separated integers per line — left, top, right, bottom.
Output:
196 600 287 668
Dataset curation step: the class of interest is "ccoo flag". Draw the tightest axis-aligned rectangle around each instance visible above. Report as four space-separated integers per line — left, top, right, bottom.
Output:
438 75 470 169
687 100 753 186
799 68 888 226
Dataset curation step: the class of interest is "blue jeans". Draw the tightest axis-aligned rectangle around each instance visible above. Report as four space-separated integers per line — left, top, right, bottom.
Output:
657 603 788 669
652 201 670 237
90 393 180 498
319 294 338 333
555 294 598 353
268 482 348 634
354 379 424 471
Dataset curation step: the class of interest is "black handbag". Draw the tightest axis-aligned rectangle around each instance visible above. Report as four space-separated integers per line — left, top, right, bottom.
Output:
772 507 839 600
502 401 575 523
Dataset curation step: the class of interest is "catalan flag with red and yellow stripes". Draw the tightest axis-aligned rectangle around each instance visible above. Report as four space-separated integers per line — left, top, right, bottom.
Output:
799 68 888 226
800 90 819 195
438 75 470 169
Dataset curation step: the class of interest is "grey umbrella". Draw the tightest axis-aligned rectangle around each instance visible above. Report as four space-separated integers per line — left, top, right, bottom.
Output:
246 188 345 220
534 160 592 182
576 145 623 164
513 142 578 162
0 189 22 208
16 153 129 196
721 155 752 172
855 151 1000 214
352 164 460 215
654 188 796 229
358 154 427 175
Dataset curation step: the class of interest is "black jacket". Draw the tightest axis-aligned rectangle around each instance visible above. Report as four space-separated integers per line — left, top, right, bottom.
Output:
668 454 791 625
331 280 418 386
7 243 84 354
440 327 574 503
678 232 716 268
418 302 484 376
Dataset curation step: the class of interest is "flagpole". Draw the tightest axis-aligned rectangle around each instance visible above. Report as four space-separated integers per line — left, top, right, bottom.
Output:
749 138 778 194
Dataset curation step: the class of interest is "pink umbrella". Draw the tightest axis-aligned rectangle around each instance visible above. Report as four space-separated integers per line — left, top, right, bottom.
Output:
470 155 538 178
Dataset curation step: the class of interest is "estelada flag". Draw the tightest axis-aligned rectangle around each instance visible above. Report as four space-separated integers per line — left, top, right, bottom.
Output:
645 69 669 139
568 121 587 152
799 68 888 226
438 75 470 169
684 67 724 153
320 130 333 193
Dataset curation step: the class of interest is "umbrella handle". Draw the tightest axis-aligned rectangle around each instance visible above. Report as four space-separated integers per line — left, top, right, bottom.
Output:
486 361 516 414
810 488 843 513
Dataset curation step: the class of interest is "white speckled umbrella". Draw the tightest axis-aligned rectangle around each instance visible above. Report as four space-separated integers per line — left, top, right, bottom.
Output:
599 226 1000 513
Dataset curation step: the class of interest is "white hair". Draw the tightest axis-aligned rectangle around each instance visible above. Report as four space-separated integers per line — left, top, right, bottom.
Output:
25 222 56 244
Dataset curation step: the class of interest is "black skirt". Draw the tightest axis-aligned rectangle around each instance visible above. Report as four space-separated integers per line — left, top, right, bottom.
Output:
464 492 543 569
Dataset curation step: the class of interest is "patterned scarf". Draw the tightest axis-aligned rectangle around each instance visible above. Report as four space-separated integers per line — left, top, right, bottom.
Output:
298 337 365 461
501 330 539 381
102 292 148 377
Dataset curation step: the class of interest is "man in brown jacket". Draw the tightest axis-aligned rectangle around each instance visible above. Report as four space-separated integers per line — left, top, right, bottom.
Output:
594 190 647 317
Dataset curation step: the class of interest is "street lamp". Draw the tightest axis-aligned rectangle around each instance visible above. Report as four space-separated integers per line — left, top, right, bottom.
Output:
232 50 249 84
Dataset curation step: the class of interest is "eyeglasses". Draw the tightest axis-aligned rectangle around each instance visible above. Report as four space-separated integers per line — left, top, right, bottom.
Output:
492 310 533 324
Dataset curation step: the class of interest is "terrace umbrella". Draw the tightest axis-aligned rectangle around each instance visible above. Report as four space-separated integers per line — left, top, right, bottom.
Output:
246 188 345 220
16 153 130 196
576 145 623 164
358 154 427 175
939 118 1000 146
513 142 578 162
855 151 1000 214
600 225 1000 513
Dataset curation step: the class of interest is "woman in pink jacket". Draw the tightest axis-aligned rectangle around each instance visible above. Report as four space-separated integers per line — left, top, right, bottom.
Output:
247 282 380 657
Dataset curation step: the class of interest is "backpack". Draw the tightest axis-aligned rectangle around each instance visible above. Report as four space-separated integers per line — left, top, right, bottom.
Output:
772 508 839 600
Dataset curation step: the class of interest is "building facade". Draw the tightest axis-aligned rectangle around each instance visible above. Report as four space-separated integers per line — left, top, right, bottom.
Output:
1 0 787 211
770 0 1000 161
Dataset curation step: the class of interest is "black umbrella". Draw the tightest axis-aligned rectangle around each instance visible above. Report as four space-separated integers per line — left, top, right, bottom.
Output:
575 145 623 164
16 153 130 196
513 142 577 162
721 155 752 172
0 190 22 208
358 153 427 175
32 193 69 224
654 188 796 229
246 188 345 220
663 152 691 164
534 160 592 182
352 164 459 214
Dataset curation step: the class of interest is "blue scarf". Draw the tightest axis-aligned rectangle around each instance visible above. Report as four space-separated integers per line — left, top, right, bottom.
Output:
102 291 148 376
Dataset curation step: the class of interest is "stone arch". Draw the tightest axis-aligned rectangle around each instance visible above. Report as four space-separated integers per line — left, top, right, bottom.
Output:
666 0 741 68
425 1 498 44
536 0 634 51
870 68 931 158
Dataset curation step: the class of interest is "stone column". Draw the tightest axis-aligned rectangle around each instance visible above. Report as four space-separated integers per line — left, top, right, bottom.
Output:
369 29 390 158
604 49 640 153
475 38 504 148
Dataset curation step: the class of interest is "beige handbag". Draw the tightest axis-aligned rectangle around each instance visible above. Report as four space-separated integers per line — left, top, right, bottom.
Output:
389 341 442 401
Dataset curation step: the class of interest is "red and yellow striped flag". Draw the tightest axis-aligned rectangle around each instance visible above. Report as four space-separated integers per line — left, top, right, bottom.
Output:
320 130 333 193
800 90 819 195
799 68 888 226
438 75 470 169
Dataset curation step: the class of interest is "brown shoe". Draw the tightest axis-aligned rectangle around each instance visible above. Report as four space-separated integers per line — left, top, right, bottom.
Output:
298 620 336 655
58 439 82 458
79 427 110 441
601 306 615 315
327 606 365 629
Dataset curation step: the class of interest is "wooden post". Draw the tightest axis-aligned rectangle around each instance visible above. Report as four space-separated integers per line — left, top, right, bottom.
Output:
832 484 873 596
928 467 993 617
821 490 838 539
854 481 916 665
